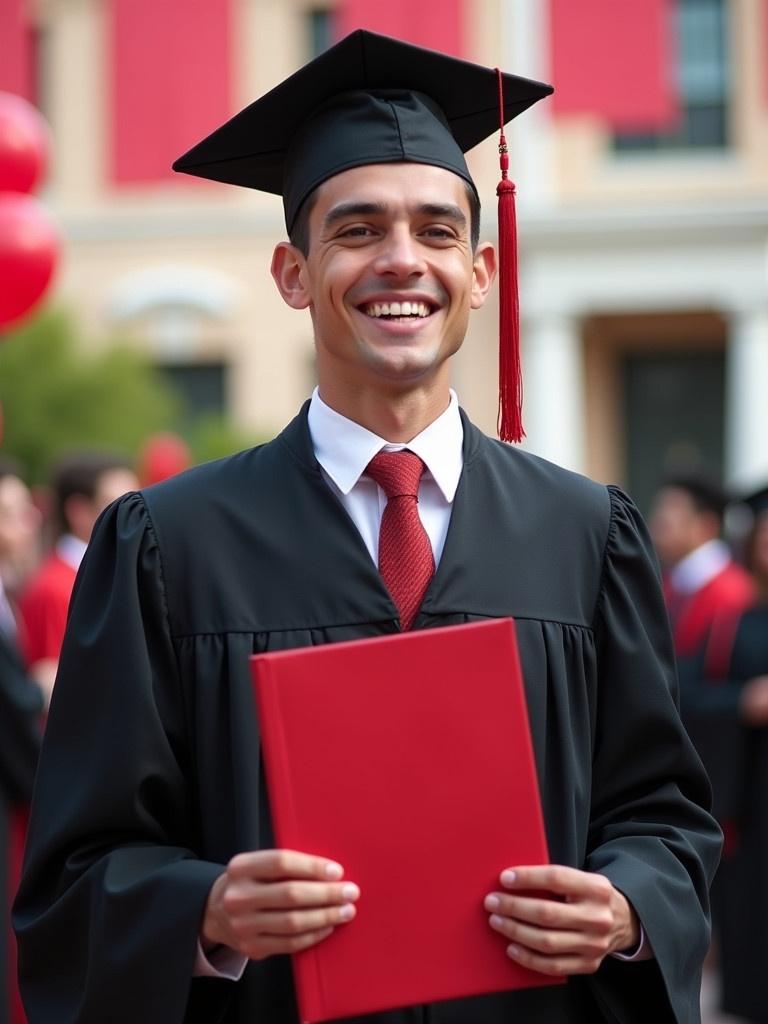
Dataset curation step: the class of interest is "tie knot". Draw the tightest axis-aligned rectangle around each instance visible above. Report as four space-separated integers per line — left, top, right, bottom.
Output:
366 450 426 499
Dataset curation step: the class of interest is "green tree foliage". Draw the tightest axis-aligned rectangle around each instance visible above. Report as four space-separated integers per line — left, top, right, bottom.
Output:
0 309 260 483
188 412 261 465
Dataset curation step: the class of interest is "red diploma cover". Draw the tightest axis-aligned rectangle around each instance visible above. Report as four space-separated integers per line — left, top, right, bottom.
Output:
251 618 559 1023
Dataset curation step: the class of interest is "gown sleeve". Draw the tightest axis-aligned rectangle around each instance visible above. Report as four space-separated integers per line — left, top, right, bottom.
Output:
584 487 722 1024
13 493 229 1024
0 636 42 804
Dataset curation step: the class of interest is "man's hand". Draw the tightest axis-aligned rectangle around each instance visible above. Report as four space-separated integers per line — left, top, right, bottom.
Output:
201 849 360 961
484 865 639 976
740 675 768 725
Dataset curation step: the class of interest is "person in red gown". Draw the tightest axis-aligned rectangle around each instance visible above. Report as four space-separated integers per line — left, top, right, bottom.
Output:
18 452 137 697
675 486 768 1022
0 459 44 1024
650 473 755 680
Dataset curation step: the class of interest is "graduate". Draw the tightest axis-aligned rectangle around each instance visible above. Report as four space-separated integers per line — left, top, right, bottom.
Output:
14 31 720 1024
0 461 44 1024
18 451 138 689
650 473 755 680
680 486 768 1024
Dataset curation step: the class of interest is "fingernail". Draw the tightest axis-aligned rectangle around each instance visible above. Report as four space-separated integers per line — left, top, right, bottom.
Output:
325 862 343 879
342 883 360 901
485 894 500 911
507 944 521 959
338 903 356 921
500 870 517 887
489 914 503 929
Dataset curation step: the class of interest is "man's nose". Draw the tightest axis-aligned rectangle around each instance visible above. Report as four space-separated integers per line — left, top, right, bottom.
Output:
372 227 426 278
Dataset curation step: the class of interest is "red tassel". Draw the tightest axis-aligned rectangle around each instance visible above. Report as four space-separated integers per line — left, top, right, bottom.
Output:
495 69 524 444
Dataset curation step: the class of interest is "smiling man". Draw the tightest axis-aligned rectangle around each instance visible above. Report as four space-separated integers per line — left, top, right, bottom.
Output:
15 31 719 1024
271 162 493 439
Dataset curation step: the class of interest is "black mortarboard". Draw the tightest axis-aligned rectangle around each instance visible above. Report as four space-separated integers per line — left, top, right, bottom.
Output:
173 30 553 442
743 484 768 518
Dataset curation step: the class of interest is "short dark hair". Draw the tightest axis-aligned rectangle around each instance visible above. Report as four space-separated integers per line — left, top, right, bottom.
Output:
52 452 133 536
662 472 730 521
289 175 482 255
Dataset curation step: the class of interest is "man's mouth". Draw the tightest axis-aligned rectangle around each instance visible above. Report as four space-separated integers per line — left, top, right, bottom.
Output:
360 300 435 320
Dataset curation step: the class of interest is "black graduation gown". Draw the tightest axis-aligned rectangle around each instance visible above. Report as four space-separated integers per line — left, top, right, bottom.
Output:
706 605 768 1024
0 628 42 1024
14 406 720 1024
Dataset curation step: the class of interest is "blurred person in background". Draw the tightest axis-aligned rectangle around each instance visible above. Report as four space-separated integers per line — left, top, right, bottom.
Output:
650 473 755 681
18 452 137 701
680 486 768 1024
0 458 44 1024
651 473 756 1018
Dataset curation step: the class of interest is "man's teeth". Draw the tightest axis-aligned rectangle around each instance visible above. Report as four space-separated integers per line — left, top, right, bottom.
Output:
364 301 432 318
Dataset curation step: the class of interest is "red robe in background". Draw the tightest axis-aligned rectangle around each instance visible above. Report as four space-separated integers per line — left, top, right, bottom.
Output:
18 554 77 668
0 629 42 1024
664 562 756 679
14 556 75 1024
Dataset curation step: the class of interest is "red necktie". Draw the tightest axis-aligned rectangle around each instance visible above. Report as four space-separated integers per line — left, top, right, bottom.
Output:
366 450 435 631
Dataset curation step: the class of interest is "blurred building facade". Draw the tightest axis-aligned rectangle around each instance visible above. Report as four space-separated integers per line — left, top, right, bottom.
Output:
3 0 768 510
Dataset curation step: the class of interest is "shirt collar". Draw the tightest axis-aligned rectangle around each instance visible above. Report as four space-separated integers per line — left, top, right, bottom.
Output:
669 538 732 595
307 387 463 502
56 533 88 572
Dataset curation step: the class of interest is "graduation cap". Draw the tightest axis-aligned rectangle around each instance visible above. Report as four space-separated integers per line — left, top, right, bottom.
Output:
743 483 768 519
173 30 553 442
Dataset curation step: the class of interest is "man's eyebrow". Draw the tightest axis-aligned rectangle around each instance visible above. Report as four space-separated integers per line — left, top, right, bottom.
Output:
416 203 467 228
321 201 468 231
322 202 388 229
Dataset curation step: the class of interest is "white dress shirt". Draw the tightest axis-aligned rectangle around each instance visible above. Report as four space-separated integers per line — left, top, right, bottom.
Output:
669 538 731 595
56 533 88 573
196 390 648 976
307 386 463 567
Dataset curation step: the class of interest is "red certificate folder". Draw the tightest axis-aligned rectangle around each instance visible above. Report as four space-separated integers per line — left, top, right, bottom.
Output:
251 618 558 1023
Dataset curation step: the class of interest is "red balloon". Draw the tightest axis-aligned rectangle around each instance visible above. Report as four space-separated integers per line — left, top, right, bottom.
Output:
0 192 61 330
0 92 50 194
139 433 192 486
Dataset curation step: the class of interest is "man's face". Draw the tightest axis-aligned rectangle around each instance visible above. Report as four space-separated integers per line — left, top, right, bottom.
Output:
93 468 139 518
276 162 494 397
0 474 40 571
649 486 717 568
68 467 139 543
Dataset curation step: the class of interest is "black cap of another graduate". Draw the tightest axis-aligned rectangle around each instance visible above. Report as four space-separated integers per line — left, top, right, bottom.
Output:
173 30 553 443
173 30 552 231
743 483 768 518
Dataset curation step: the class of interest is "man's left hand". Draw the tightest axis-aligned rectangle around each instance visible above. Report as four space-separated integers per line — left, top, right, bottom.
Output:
484 865 639 976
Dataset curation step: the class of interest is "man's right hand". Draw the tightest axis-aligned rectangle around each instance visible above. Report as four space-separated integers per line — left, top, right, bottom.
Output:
201 849 360 961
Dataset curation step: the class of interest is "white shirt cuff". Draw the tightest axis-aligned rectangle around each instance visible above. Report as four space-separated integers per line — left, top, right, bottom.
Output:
611 924 653 962
193 939 248 980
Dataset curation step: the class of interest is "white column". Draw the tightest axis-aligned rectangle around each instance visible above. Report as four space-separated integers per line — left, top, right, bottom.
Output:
724 306 768 489
503 0 556 209
521 312 586 472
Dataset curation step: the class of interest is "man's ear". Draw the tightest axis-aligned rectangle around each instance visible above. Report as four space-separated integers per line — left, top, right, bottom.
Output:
470 241 497 310
271 242 311 309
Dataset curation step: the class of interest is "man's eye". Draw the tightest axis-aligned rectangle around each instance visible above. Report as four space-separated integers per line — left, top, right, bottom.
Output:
421 227 454 240
339 225 374 238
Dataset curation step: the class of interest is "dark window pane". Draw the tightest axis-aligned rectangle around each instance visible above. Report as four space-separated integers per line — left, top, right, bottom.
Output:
307 9 333 59
686 103 727 147
623 350 725 516
158 362 227 427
